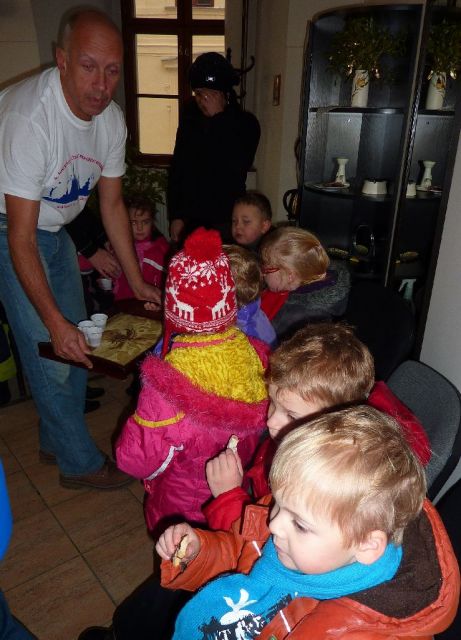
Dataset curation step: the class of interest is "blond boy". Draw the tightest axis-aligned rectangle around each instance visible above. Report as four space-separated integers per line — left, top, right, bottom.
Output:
157 406 459 640
204 323 430 531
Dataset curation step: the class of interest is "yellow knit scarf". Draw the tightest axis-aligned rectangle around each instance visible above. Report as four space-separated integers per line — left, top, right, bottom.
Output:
165 327 267 403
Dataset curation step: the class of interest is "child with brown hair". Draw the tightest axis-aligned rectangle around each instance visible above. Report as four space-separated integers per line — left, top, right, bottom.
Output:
113 195 170 300
231 190 273 252
260 226 350 339
157 405 458 640
204 322 430 531
223 244 276 348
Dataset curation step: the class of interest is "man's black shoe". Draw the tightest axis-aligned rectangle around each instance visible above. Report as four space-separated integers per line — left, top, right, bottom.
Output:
84 399 101 414
78 626 114 640
86 385 105 400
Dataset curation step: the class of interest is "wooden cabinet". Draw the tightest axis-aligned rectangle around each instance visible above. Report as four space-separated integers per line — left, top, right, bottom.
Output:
297 3 461 349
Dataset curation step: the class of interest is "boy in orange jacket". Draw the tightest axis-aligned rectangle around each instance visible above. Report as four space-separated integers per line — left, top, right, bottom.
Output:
157 406 459 640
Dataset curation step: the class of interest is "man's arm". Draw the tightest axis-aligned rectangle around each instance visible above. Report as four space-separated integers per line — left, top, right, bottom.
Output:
97 176 161 305
5 194 93 366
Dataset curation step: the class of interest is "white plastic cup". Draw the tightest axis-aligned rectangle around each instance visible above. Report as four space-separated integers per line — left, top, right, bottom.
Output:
86 326 103 348
90 313 108 329
78 320 95 339
97 278 113 291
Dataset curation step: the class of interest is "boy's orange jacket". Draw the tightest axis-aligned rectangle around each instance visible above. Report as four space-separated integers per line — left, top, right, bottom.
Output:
162 496 459 640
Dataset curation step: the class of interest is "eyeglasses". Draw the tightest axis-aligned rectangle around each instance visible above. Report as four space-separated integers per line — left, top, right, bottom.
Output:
261 266 280 275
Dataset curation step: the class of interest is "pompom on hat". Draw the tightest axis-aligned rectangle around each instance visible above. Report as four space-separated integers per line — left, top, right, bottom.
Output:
162 228 237 357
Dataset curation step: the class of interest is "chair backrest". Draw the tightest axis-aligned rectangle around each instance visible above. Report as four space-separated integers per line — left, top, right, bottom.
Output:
387 360 461 500
343 280 415 381
433 479 461 639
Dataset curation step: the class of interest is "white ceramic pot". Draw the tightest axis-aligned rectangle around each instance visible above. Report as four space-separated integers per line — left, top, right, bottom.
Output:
425 72 446 110
351 70 369 107
362 179 387 196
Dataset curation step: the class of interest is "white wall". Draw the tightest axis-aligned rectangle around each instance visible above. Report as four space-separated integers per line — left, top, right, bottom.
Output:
0 0 40 88
421 136 461 390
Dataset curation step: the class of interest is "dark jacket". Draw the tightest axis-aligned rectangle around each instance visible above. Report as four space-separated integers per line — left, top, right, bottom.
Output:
267 260 351 341
66 205 107 259
167 100 260 236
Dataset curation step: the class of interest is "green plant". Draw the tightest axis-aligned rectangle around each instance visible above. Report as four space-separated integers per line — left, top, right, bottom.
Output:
427 18 461 78
328 16 406 81
87 144 168 212
122 145 168 209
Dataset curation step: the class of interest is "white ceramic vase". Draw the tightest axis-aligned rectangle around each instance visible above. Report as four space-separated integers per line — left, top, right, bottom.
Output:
335 158 349 186
351 70 369 107
417 160 436 191
425 72 446 110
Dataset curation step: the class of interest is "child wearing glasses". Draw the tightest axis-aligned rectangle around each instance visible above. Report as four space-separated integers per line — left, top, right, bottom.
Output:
260 226 350 340
113 195 170 300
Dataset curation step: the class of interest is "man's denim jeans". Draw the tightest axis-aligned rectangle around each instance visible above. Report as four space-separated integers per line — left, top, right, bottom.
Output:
0 590 35 639
0 215 104 475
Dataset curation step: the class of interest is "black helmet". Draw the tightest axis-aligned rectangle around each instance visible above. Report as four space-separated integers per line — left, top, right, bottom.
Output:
189 52 239 92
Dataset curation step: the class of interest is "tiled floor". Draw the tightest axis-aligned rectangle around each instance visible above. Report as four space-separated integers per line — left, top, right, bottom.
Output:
0 375 154 640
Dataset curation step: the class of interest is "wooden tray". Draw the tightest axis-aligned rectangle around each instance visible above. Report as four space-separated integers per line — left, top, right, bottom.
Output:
38 301 163 379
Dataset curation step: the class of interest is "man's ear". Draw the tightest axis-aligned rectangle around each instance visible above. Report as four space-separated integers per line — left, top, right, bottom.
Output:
56 47 67 73
355 530 388 565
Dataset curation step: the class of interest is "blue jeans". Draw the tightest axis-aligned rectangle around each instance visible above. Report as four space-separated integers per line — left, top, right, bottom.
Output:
0 591 35 639
0 215 104 475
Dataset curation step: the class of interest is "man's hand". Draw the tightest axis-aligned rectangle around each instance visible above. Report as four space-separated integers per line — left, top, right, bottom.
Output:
206 448 244 498
133 282 161 308
49 319 93 368
170 219 184 243
88 248 121 279
156 523 200 564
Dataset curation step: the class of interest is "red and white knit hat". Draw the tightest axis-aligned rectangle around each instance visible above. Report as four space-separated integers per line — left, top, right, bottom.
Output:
162 227 237 355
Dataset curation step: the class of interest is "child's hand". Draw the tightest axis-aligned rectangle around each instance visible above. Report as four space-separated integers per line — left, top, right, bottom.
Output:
156 523 200 565
206 448 244 498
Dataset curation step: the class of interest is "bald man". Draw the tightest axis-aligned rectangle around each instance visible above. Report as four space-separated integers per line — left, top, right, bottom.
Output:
0 9 157 489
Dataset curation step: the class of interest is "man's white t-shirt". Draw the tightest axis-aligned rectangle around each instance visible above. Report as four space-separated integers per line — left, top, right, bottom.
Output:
0 67 126 231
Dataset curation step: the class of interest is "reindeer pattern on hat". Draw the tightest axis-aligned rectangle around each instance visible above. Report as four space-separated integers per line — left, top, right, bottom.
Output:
164 228 237 335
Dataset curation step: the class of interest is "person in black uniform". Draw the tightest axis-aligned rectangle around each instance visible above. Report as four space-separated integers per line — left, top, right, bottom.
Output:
168 52 260 245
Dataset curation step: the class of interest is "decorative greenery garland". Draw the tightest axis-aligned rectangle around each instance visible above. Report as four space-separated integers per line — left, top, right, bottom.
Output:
427 18 461 80
327 16 406 82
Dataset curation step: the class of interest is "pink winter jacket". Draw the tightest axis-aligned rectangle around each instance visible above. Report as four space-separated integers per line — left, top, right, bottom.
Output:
113 234 170 300
116 336 269 535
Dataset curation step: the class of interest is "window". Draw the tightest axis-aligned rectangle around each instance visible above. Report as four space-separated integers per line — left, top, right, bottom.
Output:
121 0 226 166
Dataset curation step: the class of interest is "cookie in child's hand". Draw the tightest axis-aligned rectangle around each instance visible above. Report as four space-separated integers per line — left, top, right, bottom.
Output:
227 435 239 453
172 534 189 568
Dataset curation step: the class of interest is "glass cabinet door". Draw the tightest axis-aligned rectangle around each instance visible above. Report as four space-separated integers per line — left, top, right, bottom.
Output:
391 6 461 326
299 5 423 279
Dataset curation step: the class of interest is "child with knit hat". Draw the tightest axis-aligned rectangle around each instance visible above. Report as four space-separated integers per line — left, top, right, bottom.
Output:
115 227 269 536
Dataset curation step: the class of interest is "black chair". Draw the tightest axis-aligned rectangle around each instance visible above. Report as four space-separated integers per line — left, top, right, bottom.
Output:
434 478 461 639
343 280 415 380
387 360 461 501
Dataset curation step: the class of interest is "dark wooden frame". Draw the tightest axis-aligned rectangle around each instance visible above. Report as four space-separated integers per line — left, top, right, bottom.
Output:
121 0 225 167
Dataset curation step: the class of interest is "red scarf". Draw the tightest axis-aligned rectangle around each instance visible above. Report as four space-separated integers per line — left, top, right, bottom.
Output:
260 289 289 320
